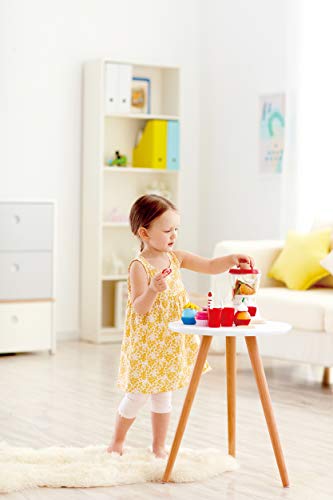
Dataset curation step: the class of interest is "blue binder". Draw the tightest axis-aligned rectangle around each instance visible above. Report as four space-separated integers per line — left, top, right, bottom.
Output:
167 121 179 170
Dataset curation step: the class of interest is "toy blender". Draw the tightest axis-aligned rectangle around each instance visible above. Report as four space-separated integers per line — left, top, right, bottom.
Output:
229 268 261 317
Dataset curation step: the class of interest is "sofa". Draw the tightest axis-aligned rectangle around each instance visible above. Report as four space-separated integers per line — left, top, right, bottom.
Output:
211 240 333 385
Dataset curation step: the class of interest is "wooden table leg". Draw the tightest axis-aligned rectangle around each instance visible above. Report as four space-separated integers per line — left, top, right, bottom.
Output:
162 335 213 483
226 336 236 457
245 336 290 488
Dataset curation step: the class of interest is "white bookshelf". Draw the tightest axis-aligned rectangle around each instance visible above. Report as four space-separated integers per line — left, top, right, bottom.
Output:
81 59 181 343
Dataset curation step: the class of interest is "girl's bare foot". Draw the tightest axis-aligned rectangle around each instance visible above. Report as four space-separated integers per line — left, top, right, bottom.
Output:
107 441 123 455
153 447 168 459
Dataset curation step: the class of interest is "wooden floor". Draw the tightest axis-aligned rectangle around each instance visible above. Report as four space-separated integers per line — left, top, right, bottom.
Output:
1 340 333 499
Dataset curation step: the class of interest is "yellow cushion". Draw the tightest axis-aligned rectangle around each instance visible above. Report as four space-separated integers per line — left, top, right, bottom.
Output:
268 228 331 290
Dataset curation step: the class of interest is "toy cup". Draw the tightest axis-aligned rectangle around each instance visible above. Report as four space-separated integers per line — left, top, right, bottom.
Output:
195 310 208 326
208 308 222 328
221 307 235 327
248 306 257 317
181 308 196 325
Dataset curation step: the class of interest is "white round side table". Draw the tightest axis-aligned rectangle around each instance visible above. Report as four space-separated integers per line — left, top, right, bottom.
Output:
162 320 292 487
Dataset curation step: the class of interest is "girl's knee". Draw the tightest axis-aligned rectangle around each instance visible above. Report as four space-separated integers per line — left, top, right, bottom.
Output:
151 391 172 413
118 392 148 419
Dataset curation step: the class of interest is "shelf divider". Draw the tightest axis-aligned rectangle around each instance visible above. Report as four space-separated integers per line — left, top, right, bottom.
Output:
102 274 127 281
103 166 179 174
105 113 179 121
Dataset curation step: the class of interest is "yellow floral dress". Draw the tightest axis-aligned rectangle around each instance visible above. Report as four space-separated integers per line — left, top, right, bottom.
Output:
117 251 211 394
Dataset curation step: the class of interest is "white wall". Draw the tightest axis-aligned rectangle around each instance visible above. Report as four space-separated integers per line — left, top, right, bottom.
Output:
296 0 333 230
0 0 302 335
197 0 300 291
0 0 200 338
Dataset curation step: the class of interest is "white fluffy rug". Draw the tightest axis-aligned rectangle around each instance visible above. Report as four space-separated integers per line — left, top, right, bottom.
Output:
0 442 238 493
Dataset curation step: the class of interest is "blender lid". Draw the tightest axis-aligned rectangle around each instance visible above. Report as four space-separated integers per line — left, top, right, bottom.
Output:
229 268 260 274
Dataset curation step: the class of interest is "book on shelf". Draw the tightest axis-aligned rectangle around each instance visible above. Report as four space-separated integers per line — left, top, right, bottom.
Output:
132 120 179 170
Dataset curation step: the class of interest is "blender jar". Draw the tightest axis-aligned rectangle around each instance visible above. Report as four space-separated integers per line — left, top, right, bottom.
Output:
229 268 261 315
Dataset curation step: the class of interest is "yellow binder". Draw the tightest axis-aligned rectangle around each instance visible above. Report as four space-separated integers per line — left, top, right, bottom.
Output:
132 120 167 169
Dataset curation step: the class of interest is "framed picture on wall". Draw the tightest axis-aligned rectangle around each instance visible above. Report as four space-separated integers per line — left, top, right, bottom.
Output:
259 93 285 174
131 77 151 114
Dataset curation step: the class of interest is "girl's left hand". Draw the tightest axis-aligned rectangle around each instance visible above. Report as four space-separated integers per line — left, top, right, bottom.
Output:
231 254 255 269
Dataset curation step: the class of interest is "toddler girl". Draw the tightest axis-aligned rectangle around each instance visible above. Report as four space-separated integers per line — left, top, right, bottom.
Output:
107 194 254 458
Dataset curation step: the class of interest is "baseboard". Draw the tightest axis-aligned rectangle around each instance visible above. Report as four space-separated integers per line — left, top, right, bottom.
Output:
57 330 80 341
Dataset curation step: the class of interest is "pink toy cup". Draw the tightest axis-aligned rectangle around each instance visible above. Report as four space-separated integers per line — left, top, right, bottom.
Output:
195 310 208 326
221 307 235 327
208 308 222 328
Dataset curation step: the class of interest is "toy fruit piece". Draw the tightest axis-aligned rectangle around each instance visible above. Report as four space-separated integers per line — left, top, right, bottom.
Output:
234 310 251 326
234 298 251 326
183 302 201 311
238 283 255 295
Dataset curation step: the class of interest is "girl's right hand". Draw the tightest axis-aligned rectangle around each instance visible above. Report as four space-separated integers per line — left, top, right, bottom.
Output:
149 272 168 293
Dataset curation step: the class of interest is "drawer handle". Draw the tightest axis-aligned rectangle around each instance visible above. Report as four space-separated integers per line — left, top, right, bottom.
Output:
13 214 21 224
11 263 20 273
11 315 19 324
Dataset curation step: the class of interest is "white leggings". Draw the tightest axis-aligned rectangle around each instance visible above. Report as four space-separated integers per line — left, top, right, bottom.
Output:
118 391 172 419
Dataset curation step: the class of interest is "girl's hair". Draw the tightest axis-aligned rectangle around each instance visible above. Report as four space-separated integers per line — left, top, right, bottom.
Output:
129 194 177 251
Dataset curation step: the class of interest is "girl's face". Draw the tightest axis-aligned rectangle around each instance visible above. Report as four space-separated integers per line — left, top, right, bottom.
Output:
141 209 180 252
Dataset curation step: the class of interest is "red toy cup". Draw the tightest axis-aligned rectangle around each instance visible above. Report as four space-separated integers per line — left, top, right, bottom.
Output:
248 306 257 317
208 308 222 327
221 307 235 326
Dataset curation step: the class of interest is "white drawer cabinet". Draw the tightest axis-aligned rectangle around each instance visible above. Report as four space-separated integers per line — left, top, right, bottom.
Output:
0 252 52 300
0 201 56 354
0 203 53 251
0 302 52 353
